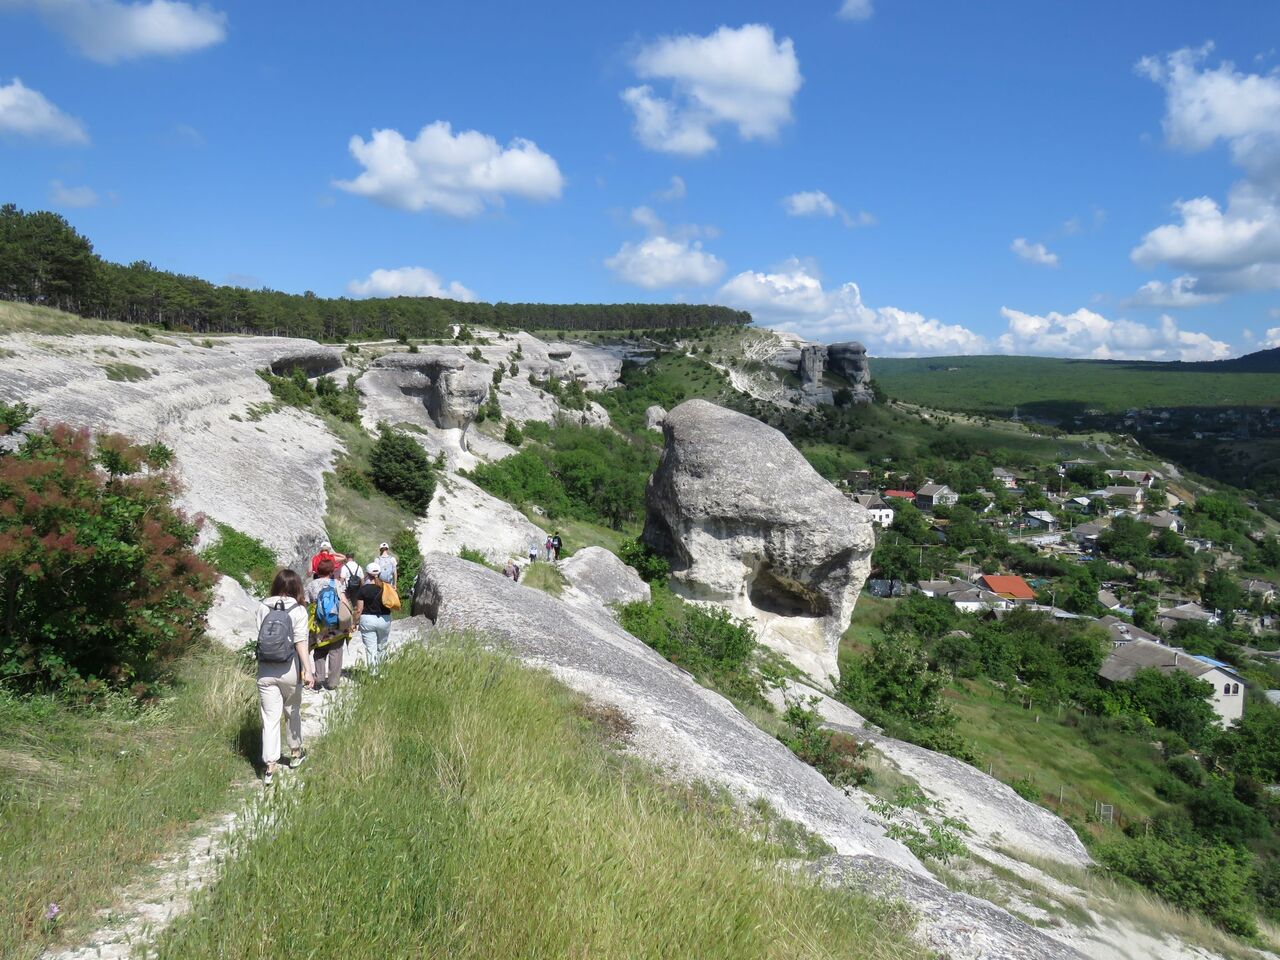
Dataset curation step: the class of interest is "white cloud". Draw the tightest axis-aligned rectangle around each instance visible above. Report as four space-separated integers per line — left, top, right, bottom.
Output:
630 205 665 233
717 259 988 356
656 175 686 201
1261 326 1280 349
1132 186 1280 273
1124 275 1225 308
346 266 476 302
837 0 873 20
6 0 227 64
333 120 564 217
1011 237 1059 267
606 236 724 289
621 24 802 156
49 180 98 207
0 78 87 143
996 306 1230 361
782 189 873 228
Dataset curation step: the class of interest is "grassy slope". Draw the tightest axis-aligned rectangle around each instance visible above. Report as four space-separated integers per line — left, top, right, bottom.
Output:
874 355 1280 416
840 596 1168 838
153 645 929 960
0 650 256 959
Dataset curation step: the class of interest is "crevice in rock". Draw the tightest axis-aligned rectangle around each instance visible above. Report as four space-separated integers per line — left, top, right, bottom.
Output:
748 567 830 618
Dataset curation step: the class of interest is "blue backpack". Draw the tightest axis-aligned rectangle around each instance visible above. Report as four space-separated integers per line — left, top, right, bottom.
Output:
316 578 341 628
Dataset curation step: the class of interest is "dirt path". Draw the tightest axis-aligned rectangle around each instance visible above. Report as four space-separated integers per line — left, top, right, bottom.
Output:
39 622 426 960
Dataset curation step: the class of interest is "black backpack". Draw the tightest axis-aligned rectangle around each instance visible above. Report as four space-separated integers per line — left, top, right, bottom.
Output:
256 600 297 663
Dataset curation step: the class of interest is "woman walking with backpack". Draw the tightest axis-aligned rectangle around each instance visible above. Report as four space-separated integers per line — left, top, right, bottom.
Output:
256 569 315 786
354 560 395 670
305 557 351 692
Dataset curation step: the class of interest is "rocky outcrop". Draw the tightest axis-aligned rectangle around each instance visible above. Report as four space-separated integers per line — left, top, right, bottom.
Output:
372 350 490 432
644 404 667 431
556 546 651 608
411 551 919 870
416 474 547 567
643 400 873 683
798 344 826 386
205 575 259 651
0 331 342 563
268 346 343 378
827 341 873 404
805 856 1088 960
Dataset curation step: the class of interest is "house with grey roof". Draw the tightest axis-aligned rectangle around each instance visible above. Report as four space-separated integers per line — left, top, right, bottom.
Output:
916 482 959 510
1099 639 1244 726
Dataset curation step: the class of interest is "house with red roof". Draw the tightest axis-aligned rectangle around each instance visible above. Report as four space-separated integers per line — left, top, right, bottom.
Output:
978 574 1036 603
883 489 916 501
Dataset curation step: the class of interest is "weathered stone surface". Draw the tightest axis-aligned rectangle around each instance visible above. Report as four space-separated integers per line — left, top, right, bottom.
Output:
205 575 259 651
416 474 547 567
0 332 342 564
828 341 874 403
643 400 873 683
798 344 826 386
644 404 667 431
556 546 651 608
805 855 1088 960
372 350 490 432
412 551 920 871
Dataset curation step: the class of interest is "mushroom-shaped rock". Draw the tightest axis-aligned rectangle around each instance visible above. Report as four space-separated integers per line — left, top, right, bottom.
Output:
644 404 667 432
267 346 343 378
372 351 489 432
642 399 873 684
827 341 873 404
556 546 651 608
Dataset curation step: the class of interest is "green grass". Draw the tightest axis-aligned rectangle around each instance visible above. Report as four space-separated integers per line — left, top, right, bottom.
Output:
947 679 1170 834
874 354 1280 418
0 649 256 959
521 510 635 556
841 593 896 656
152 643 929 960
201 522 277 593
0 301 159 340
100 361 153 382
520 560 566 596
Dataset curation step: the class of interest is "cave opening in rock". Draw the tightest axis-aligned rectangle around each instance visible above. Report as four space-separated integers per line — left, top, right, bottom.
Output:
747 568 829 618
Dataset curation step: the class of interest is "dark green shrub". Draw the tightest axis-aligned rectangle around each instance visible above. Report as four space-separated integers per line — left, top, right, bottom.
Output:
336 462 373 496
390 528 421 592
1009 776 1039 802
0 400 35 435
503 420 524 446
619 538 670 587
779 698 873 791
0 425 213 697
1167 753 1206 787
370 424 436 514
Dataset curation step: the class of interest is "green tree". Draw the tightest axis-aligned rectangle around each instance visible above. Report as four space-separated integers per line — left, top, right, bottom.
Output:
1202 570 1242 615
369 424 437 514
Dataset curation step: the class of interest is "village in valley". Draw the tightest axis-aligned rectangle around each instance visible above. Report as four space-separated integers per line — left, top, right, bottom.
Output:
847 450 1278 727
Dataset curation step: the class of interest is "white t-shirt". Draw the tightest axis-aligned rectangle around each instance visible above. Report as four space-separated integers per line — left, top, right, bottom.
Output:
340 558 364 585
254 597 308 675
376 554 397 583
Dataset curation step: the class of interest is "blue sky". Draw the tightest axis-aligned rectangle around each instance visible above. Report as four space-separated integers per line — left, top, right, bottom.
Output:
3 0 1280 358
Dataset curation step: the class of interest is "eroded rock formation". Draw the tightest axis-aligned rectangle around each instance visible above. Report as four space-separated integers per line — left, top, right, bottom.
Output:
644 404 667 432
642 399 873 683
556 546 651 608
827 341 873 403
371 350 490 433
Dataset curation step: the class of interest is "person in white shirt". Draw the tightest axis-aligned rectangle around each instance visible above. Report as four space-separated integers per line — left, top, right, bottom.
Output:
255 568 314 785
376 542 397 586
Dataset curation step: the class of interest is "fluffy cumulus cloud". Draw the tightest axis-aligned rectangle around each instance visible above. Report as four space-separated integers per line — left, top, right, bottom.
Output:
782 190 874 227
346 266 476 302
1125 275 1224 308
333 121 564 217
621 24 802 156
1133 45 1280 299
0 77 87 143
717 259 987 356
606 236 724 289
49 180 98 207
1010 237 1059 267
837 0 873 20
3 0 227 63
996 306 1231 361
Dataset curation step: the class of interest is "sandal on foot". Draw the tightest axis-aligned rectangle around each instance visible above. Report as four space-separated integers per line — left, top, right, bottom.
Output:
288 750 307 769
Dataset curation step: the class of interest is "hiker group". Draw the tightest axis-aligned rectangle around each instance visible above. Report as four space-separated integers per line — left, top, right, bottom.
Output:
507 532 562 581
252 540 402 785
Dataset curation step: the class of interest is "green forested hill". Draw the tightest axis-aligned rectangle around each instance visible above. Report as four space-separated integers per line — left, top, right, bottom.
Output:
872 354 1280 418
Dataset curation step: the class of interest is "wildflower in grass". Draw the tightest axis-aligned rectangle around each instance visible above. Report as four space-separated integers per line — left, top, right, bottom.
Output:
45 902 60 923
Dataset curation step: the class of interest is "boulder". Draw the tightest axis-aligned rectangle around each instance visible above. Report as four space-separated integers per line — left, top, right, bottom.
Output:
373 351 489 432
827 341 874 404
644 404 667 432
643 400 873 683
805 856 1088 960
416 474 547 567
205 575 259 651
797 344 826 386
411 551 919 870
556 546 651 608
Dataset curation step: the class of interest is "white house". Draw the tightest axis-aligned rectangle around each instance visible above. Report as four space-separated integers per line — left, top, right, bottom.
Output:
1139 511 1182 534
916 483 959 510
992 467 1019 489
854 494 895 528
1098 639 1244 727
1023 509 1059 531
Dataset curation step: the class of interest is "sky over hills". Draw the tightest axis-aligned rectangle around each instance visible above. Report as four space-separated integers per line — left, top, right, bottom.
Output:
3 0 1280 359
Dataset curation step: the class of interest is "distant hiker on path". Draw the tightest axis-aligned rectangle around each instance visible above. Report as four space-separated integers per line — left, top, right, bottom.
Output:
306 558 351 692
545 536 554 561
528 541 539 564
255 569 314 786
340 554 364 599
354 561 397 670
377 542 398 586
503 559 517 580
552 533 562 560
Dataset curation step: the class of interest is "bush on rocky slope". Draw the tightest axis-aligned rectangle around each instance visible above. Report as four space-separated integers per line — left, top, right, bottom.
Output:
0 425 213 697
370 423 437 514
